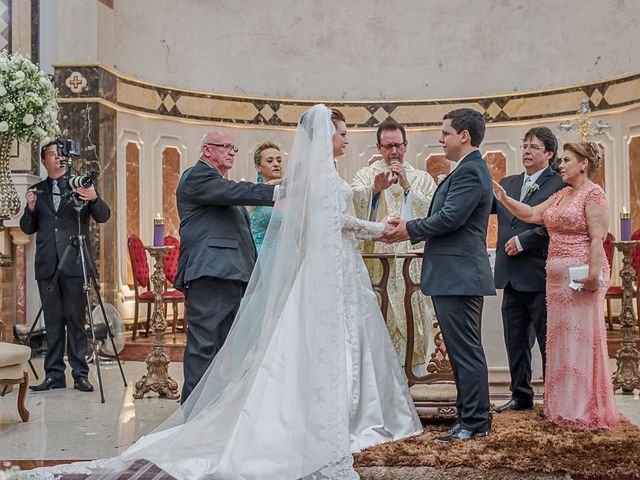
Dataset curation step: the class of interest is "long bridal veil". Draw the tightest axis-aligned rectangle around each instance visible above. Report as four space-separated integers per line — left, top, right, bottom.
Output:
31 104 358 479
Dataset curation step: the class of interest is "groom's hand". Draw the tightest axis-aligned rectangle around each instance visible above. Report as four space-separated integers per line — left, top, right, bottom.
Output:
380 218 409 243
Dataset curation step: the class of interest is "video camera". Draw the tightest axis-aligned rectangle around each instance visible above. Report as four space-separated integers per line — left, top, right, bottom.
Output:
55 138 99 193
56 139 81 161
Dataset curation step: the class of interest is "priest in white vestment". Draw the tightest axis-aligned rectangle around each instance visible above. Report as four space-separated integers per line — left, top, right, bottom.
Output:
352 120 437 372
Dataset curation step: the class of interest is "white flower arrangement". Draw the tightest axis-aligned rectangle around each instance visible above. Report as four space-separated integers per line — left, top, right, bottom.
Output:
0 462 29 479
0 50 60 143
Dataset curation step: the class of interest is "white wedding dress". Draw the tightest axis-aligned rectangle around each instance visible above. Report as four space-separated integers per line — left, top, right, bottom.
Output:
29 105 421 480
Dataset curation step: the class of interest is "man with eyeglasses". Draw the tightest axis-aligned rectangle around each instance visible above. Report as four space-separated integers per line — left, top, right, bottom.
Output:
174 131 281 402
492 127 564 415
351 119 436 373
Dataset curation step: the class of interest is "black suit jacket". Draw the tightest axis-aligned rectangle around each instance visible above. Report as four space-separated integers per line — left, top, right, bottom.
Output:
406 150 495 296
174 160 275 290
493 167 565 292
19 178 111 280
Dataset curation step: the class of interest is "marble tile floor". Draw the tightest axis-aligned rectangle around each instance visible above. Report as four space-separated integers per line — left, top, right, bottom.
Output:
0 358 639 463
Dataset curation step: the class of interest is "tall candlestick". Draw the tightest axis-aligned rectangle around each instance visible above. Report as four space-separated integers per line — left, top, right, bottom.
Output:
620 209 631 241
153 213 165 247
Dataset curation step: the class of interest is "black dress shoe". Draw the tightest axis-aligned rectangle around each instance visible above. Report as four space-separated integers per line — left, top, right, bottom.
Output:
29 377 66 392
448 421 461 434
74 377 94 392
434 427 489 443
493 399 533 413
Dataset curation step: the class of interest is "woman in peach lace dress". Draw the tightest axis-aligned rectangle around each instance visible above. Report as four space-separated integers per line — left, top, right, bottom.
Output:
493 142 619 428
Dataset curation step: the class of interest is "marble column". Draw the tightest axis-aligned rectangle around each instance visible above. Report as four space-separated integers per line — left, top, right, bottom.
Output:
629 137 640 233
162 147 180 240
55 66 118 306
9 228 30 328
126 142 140 287
425 154 451 184
0 228 13 341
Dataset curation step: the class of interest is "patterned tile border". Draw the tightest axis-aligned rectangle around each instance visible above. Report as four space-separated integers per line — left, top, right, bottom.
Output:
0 0 11 53
54 64 640 128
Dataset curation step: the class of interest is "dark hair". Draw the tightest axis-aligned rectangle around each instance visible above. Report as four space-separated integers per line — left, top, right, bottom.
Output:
563 142 602 179
443 109 485 147
253 141 280 166
523 127 558 164
40 140 58 160
376 119 406 145
330 108 345 127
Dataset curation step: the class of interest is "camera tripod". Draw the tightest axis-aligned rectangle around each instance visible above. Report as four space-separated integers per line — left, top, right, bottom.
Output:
21 196 127 403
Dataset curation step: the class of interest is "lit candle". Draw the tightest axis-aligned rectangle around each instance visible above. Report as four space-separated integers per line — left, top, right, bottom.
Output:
153 213 165 247
620 207 631 241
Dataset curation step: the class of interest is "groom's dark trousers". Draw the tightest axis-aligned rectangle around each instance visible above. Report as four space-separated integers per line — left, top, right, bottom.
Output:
432 295 487 430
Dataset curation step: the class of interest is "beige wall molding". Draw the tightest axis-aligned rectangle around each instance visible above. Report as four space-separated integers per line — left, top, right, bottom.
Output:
54 65 640 129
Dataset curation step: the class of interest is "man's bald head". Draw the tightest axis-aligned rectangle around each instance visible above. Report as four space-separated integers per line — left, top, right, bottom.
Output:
200 131 237 175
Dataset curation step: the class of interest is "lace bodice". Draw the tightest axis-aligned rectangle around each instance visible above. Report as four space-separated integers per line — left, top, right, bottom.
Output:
338 177 384 240
543 183 608 263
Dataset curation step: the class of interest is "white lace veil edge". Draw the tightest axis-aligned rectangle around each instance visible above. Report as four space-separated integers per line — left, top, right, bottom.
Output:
30 104 357 480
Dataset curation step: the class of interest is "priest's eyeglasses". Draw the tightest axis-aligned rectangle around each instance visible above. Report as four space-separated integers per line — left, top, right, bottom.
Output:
205 143 239 153
379 142 407 150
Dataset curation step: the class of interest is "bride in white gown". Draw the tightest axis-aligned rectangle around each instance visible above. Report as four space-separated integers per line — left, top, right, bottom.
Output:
30 104 422 480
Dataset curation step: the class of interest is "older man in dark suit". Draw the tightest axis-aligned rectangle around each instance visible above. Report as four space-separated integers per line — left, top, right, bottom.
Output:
493 127 564 413
384 108 494 442
20 141 110 393
175 131 278 402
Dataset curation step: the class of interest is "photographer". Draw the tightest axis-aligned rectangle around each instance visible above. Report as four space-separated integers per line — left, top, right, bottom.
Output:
20 140 110 392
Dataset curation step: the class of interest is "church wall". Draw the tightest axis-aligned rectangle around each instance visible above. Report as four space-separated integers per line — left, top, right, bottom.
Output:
3 0 639 380
98 0 640 100
110 95 640 341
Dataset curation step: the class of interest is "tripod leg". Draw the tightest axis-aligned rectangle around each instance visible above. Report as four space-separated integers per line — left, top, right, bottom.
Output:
81 239 128 388
76 236 105 403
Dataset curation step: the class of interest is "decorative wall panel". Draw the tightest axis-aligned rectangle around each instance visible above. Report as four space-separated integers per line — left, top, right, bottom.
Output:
0 0 10 52
630 137 640 234
424 154 450 183
125 142 140 288
484 152 507 249
55 65 640 128
162 147 180 240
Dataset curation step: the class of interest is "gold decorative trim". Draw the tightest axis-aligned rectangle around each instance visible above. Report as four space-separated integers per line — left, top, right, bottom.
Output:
53 65 640 128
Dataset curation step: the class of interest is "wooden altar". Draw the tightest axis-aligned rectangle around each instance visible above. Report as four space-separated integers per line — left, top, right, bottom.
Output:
363 252 457 418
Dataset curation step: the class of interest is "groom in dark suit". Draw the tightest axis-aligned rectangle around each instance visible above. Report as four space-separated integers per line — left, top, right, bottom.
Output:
175 131 278 402
493 127 564 413
384 108 494 442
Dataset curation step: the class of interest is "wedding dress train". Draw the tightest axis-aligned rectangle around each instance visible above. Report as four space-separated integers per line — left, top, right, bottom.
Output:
29 104 421 480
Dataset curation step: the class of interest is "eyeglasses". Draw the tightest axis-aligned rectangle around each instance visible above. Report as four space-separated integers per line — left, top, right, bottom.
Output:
521 144 545 152
379 142 407 150
205 143 239 153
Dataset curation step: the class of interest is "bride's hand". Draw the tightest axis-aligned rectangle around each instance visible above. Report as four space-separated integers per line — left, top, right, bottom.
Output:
265 178 283 186
377 220 394 240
